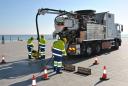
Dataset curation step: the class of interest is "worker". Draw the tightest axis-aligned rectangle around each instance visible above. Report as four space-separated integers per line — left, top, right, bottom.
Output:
52 37 67 74
27 37 34 59
39 35 46 59
2 35 5 44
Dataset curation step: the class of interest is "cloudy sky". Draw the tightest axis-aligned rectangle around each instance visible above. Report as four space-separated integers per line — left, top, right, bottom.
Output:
0 0 127 35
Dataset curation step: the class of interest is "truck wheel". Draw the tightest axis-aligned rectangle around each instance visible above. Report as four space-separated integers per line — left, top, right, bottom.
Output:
115 41 119 50
95 44 101 54
86 46 92 56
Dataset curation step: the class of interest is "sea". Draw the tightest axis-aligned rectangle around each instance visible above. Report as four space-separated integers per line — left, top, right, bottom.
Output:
0 35 53 42
0 34 127 42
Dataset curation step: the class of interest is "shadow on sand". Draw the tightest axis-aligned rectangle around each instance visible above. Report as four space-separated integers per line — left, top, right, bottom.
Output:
94 80 104 86
0 48 116 86
0 57 55 86
63 48 117 65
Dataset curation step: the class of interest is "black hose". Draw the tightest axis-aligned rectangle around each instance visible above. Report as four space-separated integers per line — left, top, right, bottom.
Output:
36 12 40 58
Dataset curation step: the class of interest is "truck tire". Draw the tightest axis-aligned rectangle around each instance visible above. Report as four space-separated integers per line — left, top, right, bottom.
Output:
95 44 101 54
114 41 119 50
85 46 92 56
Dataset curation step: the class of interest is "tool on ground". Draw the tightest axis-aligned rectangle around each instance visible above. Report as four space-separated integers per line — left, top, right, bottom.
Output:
0 55 6 64
100 66 109 80
32 75 37 86
76 67 91 75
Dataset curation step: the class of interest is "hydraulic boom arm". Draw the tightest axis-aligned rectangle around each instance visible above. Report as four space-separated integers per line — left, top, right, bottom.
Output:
36 8 73 40
35 8 73 57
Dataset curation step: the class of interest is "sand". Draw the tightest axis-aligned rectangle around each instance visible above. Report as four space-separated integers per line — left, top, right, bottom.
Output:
0 38 128 86
0 40 53 61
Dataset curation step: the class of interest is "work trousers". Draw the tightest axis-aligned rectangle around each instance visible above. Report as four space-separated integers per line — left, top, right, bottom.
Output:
27 45 33 59
39 44 45 59
53 56 63 74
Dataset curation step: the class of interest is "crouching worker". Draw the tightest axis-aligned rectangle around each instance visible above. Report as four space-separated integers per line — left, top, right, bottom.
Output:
39 35 46 59
52 37 67 74
27 37 34 59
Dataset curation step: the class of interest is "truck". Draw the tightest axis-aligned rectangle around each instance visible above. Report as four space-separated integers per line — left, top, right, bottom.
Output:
36 8 123 57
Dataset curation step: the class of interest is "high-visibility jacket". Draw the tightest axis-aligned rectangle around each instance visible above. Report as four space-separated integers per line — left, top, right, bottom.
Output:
39 37 46 51
39 37 46 45
27 38 34 46
52 39 67 56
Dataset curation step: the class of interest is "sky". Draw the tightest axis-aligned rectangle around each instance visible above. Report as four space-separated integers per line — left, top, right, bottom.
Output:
0 0 128 35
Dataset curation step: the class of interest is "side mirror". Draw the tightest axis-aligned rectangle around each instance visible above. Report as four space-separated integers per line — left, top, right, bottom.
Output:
121 25 123 32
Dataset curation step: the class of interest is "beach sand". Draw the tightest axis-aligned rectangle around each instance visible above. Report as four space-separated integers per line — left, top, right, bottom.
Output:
0 40 53 61
0 38 128 86
0 40 55 86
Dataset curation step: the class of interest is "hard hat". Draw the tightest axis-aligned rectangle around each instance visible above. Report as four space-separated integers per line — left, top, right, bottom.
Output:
41 35 44 38
30 37 34 40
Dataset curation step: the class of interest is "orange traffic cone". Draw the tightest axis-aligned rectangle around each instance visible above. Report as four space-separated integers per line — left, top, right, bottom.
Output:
1 56 6 64
42 66 49 80
32 75 36 86
100 66 109 80
93 57 99 65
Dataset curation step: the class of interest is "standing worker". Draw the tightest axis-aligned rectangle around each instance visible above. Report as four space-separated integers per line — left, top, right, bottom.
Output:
39 35 46 59
27 37 34 59
52 37 67 74
2 35 5 44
